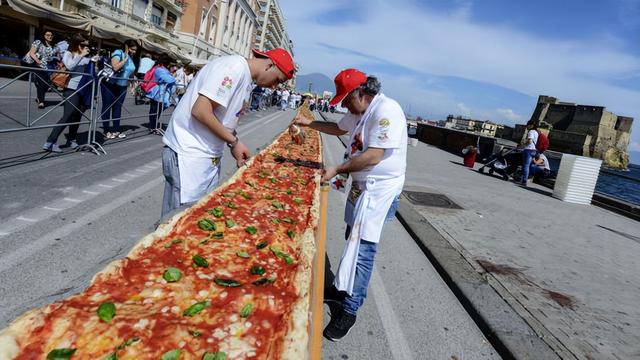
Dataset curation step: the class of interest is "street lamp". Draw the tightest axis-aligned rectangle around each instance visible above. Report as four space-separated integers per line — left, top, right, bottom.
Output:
191 0 228 57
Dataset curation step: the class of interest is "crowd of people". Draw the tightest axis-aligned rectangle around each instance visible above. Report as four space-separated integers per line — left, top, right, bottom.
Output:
18 31 202 152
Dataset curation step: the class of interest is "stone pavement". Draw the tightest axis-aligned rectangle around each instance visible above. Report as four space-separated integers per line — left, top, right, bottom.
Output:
323 111 640 359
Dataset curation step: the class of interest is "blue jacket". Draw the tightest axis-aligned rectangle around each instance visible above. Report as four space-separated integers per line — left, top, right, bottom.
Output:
145 66 176 107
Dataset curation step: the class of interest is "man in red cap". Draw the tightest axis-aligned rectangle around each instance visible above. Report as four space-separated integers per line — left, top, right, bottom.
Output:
160 48 295 217
293 69 407 340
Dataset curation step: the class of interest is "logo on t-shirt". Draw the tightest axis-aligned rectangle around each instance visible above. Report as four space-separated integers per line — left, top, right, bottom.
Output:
350 133 363 155
221 76 233 90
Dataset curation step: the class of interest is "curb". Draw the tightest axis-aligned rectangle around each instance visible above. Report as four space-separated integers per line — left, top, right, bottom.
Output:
395 196 563 360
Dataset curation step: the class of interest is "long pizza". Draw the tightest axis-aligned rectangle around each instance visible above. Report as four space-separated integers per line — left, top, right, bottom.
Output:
0 109 322 359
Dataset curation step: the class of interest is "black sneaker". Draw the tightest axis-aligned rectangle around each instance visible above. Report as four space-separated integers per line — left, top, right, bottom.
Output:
323 286 346 304
323 310 357 342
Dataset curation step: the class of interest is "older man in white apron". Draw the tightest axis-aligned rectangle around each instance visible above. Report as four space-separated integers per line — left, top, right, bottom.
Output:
294 69 407 341
161 48 295 218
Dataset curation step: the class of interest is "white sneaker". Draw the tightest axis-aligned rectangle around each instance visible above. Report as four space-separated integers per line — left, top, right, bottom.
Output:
117 132 126 138
69 140 79 149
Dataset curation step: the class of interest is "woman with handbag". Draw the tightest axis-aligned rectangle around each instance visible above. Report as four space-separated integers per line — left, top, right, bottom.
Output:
21 31 55 109
100 39 138 139
42 34 97 153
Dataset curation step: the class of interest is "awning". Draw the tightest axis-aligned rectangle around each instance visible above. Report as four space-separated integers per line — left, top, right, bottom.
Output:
6 0 91 30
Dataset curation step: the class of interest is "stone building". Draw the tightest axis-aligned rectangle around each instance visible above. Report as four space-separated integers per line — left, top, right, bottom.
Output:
445 115 498 137
177 0 260 64
254 0 295 87
514 95 633 169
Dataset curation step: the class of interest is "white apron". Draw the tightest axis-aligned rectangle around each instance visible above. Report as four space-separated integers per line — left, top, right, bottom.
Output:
332 93 406 295
177 154 221 204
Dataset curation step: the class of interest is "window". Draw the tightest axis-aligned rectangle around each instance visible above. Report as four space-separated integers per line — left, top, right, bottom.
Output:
132 0 148 19
166 12 177 32
151 4 163 26
111 0 121 8
199 7 207 35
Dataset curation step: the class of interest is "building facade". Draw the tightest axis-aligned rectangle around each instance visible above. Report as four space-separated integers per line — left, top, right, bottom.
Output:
1 0 190 60
515 95 634 169
177 0 260 64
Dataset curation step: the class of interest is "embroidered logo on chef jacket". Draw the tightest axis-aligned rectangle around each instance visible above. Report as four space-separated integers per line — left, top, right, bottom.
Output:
376 118 391 142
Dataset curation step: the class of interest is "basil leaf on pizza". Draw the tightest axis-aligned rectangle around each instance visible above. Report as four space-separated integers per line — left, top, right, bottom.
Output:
160 349 181 360
192 254 209 268
46 348 76 360
183 300 211 316
256 241 268 249
250 265 266 275
116 337 139 350
287 230 296 239
293 197 303 205
245 226 257 235
190 330 202 337
97 301 116 323
282 217 295 224
271 201 284 209
207 207 223 217
163 267 183 282
240 303 253 318
270 246 295 265
225 219 236 228
197 218 216 231
104 353 117 360
236 250 250 258
214 278 242 287
202 351 227 360
252 277 276 286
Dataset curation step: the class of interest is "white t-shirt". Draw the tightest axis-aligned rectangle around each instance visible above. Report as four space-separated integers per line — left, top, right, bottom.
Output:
163 55 253 157
525 129 539 150
338 94 408 181
537 153 551 171
281 90 290 101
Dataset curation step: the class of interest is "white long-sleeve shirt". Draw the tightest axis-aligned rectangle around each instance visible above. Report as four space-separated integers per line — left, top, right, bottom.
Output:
62 51 90 90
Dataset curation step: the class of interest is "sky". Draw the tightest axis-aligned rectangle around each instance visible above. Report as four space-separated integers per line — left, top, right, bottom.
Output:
279 0 640 159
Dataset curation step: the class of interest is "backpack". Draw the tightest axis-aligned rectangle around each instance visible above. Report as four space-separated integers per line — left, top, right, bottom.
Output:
536 130 549 153
140 65 158 93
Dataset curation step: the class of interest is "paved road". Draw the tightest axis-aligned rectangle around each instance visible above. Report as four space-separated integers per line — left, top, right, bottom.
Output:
0 108 499 359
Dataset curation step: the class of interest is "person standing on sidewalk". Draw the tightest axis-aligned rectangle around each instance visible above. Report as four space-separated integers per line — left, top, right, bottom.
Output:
293 69 407 341
42 34 98 153
159 48 295 217
519 119 539 186
21 31 55 109
280 88 290 110
101 39 138 139
146 54 176 134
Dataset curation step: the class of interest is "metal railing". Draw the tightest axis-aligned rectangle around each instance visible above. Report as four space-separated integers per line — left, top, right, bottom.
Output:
0 63 182 156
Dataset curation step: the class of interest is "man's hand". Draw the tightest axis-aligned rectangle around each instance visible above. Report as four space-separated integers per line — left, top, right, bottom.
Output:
231 141 250 167
293 115 313 127
322 166 338 184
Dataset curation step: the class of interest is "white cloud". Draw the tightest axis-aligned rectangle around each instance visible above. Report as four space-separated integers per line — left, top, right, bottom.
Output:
281 0 640 142
496 108 523 122
457 103 472 117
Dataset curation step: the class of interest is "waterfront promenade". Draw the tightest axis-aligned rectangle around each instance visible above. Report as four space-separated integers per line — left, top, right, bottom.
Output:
322 112 640 359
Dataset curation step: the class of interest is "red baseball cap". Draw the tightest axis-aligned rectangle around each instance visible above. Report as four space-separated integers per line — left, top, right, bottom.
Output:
252 48 296 79
329 69 367 106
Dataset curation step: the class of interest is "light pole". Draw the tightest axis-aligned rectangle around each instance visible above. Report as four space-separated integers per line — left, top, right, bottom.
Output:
191 0 227 57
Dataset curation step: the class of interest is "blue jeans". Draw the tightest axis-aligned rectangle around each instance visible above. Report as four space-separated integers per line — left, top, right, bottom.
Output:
521 149 537 183
341 195 400 315
101 82 127 133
